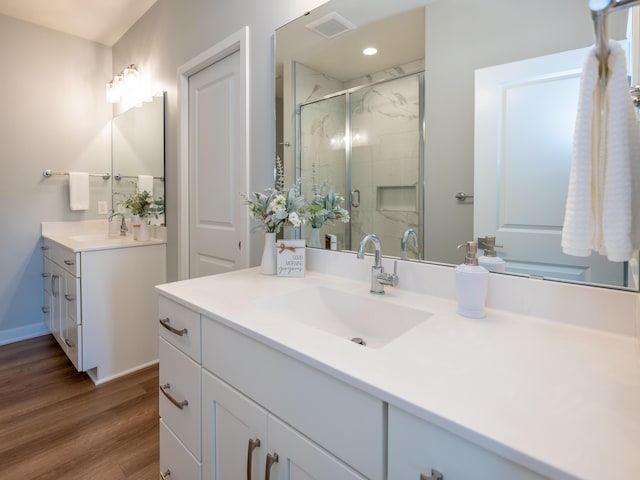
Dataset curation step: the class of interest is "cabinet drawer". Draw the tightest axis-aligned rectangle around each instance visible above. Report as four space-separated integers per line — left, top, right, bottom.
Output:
63 275 81 325
43 239 80 277
202 318 384 480
62 318 82 371
160 338 201 460
160 419 201 480
159 296 201 362
388 406 546 480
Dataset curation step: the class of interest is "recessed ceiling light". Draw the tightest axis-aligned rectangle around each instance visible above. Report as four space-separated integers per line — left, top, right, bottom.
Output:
362 47 378 56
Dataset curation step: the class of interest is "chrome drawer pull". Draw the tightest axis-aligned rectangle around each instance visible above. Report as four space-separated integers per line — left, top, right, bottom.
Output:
64 259 75 266
64 338 75 348
160 469 171 479
64 294 75 302
159 318 188 336
247 438 261 480
159 383 188 410
41 306 50 314
265 452 279 480
420 470 444 480
41 272 51 278
41 245 50 251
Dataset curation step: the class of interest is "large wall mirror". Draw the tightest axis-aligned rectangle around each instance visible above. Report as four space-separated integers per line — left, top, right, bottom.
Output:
275 0 639 291
112 93 166 225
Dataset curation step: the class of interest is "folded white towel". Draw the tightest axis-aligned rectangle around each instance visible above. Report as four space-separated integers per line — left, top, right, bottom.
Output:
69 172 90 211
138 175 154 196
562 41 640 262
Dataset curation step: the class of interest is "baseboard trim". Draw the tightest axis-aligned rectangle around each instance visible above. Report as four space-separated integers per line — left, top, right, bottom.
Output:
86 359 159 385
0 323 50 346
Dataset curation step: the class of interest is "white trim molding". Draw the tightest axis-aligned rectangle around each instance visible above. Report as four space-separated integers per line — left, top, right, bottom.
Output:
177 26 250 280
0 322 49 346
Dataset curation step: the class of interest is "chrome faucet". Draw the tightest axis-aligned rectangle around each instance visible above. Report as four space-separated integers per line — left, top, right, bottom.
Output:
108 211 128 236
400 228 419 260
357 233 399 294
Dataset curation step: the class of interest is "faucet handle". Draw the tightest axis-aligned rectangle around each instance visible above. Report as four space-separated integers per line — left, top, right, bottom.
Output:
377 261 399 287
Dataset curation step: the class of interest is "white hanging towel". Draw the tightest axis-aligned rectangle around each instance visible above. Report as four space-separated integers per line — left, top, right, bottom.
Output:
138 175 154 196
69 172 90 211
562 41 640 262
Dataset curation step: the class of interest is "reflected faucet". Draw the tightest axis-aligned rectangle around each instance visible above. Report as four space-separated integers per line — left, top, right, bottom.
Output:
108 212 128 236
357 233 399 294
400 228 419 260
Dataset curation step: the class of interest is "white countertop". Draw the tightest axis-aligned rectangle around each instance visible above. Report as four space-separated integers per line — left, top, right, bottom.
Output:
156 268 640 480
42 220 165 252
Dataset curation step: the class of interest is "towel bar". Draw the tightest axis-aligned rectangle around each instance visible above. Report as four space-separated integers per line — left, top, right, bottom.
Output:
42 169 110 180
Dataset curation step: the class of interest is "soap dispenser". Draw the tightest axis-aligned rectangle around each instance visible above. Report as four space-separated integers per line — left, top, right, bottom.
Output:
456 241 489 318
477 235 506 273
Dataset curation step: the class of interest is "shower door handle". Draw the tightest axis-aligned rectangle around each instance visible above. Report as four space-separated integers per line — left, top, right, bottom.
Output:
351 189 361 208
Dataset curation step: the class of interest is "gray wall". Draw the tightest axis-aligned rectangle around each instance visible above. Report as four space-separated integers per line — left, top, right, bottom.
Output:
0 15 111 344
112 0 325 283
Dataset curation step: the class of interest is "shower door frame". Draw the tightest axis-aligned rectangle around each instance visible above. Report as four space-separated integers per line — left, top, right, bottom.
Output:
296 71 425 257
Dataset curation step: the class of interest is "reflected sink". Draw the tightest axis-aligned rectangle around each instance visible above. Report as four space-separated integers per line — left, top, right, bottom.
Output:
68 233 130 242
256 286 430 348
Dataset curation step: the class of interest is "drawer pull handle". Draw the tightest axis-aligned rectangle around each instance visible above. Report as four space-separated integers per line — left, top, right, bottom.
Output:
160 469 171 479
64 338 75 348
41 246 50 251
420 470 444 480
64 294 75 302
160 383 188 410
64 259 75 266
41 306 50 314
52 275 60 297
159 318 188 337
247 438 261 480
265 452 278 480
41 272 51 278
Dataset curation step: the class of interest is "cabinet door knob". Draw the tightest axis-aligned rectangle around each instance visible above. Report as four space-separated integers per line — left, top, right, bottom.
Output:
160 469 171 479
265 452 279 480
64 259 75 266
159 383 189 410
64 294 75 302
420 469 444 480
41 272 51 278
159 318 188 336
64 338 75 348
247 438 261 480
41 306 50 314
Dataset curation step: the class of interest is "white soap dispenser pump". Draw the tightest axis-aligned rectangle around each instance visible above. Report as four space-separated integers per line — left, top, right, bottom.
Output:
456 241 489 318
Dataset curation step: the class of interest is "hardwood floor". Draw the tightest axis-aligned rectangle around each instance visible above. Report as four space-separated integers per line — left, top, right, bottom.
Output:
0 335 159 479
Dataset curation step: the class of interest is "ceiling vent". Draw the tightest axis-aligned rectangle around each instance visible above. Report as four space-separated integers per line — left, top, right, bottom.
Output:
305 12 357 39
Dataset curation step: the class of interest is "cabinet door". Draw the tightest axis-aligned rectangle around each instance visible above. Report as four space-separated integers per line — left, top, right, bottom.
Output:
47 259 65 346
267 415 367 480
388 406 545 480
202 370 268 480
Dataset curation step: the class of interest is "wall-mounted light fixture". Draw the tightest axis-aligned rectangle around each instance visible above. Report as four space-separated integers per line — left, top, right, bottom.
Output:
106 64 152 108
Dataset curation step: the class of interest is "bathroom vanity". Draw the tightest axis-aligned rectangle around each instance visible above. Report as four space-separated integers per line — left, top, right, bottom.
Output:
42 220 166 384
156 249 640 480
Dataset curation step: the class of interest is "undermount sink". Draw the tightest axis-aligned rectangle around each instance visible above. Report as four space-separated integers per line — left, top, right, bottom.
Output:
256 286 430 348
68 233 130 242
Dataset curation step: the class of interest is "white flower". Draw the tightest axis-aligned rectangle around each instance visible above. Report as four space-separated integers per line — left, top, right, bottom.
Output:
288 212 301 227
269 194 287 213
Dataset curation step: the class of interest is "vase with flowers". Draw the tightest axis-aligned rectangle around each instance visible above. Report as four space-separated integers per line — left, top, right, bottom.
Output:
243 157 307 274
119 190 154 241
305 164 350 248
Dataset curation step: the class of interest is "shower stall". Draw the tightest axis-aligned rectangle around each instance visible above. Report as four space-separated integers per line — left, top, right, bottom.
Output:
298 72 424 258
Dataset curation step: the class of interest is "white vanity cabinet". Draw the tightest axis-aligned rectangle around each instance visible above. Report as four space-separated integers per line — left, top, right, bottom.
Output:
157 294 384 480
41 236 165 384
388 406 546 480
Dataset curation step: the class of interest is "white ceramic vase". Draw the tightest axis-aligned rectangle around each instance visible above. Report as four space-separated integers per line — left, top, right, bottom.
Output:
261 232 277 275
132 214 150 242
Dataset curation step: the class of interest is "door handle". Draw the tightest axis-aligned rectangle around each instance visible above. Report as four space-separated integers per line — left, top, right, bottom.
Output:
265 452 279 480
351 189 360 208
247 438 261 480
51 275 60 297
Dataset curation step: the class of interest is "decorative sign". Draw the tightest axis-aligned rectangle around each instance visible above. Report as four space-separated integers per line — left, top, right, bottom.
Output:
276 240 306 277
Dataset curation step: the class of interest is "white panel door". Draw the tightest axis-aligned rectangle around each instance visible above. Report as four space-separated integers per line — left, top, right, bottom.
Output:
474 47 625 286
189 50 245 278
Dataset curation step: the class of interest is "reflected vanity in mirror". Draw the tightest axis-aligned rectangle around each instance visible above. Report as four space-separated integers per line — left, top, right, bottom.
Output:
111 93 166 225
275 0 639 290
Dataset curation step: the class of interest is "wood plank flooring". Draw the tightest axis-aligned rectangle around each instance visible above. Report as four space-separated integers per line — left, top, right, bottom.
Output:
0 335 159 479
